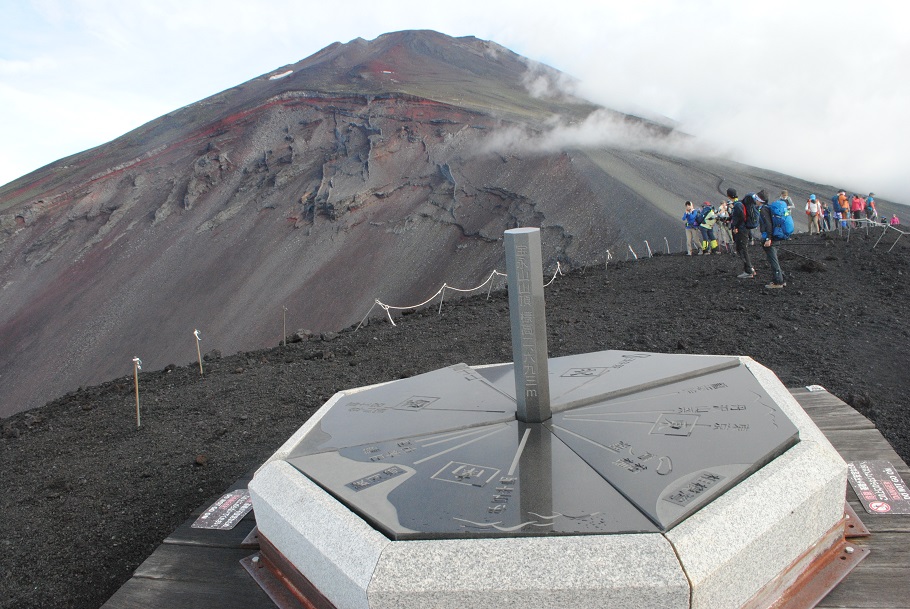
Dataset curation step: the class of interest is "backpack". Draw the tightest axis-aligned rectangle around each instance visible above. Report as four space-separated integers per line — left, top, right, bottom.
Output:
743 195 760 229
769 199 794 240
701 207 717 228
694 208 705 226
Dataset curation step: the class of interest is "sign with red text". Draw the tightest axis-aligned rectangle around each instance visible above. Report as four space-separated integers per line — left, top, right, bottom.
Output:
847 460 910 515
192 489 253 530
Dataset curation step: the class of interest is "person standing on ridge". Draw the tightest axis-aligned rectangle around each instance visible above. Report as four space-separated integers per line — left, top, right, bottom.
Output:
698 201 719 254
780 189 794 217
851 194 865 227
838 190 850 228
715 201 733 251
729 188 756 278
806 194 821 234
759 199 793 289
682 200 701 255
865 193 877 220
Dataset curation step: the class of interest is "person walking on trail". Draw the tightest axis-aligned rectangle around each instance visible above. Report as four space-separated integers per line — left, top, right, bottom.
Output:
805 194 822 234
892 214 901 226
682 200 702 255
698 201 720 254
821 201 832 231
865 193 877 220
729 188 757 278
759 197 790 288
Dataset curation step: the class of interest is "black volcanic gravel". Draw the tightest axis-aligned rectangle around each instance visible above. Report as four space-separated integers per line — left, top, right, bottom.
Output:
2 231 909 609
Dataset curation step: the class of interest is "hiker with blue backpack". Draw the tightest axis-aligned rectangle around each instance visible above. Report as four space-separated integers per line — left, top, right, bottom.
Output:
759 196 795 288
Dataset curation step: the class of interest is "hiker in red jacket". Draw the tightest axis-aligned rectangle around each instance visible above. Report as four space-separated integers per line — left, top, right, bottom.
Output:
850 194 865 227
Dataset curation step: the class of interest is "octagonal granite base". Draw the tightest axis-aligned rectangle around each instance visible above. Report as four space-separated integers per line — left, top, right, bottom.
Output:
249 355 847 609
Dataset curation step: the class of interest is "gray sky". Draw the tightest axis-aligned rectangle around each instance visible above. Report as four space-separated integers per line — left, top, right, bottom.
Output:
1 0 906 200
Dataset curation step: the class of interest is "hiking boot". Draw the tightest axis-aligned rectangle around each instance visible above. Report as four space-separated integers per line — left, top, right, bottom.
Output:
764 283 784 289
737 271 754 279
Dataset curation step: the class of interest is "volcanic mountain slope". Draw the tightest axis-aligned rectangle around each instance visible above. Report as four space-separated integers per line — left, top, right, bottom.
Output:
0 30 895 417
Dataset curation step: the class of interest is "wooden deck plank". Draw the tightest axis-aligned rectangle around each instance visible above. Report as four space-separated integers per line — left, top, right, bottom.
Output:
132 544 258 583
102 576 277 609
816 566 910 609
790 388 877 430
819 429 908 468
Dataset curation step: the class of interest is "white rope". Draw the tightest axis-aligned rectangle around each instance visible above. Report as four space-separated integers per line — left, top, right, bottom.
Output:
543 261 563 287
356 301 379 330
357 265 565 330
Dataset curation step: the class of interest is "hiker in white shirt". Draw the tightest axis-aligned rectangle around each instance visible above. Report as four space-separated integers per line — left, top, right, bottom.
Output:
805 194 821 234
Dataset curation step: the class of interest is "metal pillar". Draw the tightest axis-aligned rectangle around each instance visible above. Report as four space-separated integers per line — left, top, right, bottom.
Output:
504 228 551 423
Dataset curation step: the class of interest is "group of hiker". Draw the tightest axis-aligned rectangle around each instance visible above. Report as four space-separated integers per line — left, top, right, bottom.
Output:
681 187 902 290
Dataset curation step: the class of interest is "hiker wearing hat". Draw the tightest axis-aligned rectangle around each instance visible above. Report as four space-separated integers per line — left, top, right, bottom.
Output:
759 197 792 289
805 194 821 234
837 190 849 227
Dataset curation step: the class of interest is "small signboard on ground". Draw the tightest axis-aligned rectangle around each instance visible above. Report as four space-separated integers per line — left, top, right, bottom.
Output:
191 489 254 530
847 460 910 515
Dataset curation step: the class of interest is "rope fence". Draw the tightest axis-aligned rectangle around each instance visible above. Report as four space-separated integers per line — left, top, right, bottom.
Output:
354 218 906 331
356 262 564 330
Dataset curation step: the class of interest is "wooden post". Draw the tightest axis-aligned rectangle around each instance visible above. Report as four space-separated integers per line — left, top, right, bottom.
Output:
132 357 142 428
194 329 203 375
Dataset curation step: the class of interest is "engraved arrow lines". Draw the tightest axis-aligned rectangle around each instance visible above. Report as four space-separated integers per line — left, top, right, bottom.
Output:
413 424 508 465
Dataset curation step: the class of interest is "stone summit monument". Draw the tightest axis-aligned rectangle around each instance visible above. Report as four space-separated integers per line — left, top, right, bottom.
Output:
248 228 861 609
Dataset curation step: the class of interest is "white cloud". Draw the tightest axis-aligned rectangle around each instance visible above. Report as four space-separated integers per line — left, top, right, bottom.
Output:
0 0 907 200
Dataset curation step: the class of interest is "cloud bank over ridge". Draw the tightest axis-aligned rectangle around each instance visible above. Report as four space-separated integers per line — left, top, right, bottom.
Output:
0 0 906 200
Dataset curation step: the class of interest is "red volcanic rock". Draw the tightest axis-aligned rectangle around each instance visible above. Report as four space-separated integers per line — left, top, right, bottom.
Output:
0 30 893 416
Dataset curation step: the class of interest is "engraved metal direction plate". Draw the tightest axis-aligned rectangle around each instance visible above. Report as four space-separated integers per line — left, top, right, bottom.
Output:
284 351 799 540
